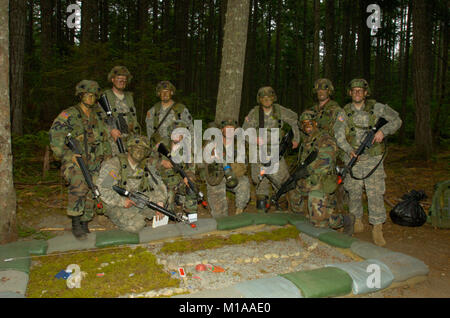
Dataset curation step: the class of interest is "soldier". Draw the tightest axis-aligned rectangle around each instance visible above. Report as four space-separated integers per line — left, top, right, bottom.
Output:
297 110 354 234
49 80 112 239
103 66 141 155
152 121 198 217
242 86 300 213
334 79 402 246
146 81 194 149
204 119 250 218
96 136 167 233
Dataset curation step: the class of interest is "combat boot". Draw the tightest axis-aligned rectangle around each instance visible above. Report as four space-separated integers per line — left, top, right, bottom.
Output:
71 216 87 240
235 208 244 215
372 224 386 246
342 214 355 236
354 218 364 233
80 221 90 234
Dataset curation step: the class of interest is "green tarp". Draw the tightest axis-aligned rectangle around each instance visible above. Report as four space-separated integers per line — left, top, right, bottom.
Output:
95 230 140 248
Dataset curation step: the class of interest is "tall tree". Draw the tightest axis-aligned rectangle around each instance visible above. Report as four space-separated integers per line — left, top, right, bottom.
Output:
40 0 53 61
10 0 27 136
399 0 412 143
81 0 99 44
215 0 250 122
313 0 320 80
0 0 17 243
324 0 336 83
412 0 434 158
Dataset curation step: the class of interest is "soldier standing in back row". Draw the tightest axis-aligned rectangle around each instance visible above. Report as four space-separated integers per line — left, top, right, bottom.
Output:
334 79 402 246
49 80 112 240
103 66 142 155
242 86 300 213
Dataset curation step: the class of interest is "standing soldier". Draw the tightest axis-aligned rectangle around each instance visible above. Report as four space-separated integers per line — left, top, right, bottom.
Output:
49 80 112 239
146 81 194 148
96 136 168 233
204 119 250 218
103 66 141 155
242 86 300 213
334 79 402 246
297 110 354 234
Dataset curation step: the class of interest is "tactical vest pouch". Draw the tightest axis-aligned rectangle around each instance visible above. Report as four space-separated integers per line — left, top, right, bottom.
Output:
205 163 224 186
320 174 338 194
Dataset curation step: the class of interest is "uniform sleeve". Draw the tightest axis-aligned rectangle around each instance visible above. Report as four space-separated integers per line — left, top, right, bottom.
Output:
181 107 195 136
146 165 168 204
334 110 354 155
145 106 155 138
280 106 301 143
309 136 336 174
375 103 402 137
96 157 126 207
49 110 74 161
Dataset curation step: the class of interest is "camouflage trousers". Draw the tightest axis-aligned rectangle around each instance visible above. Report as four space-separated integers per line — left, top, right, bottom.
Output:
62 163 100 222
305 190 343 229
166 183 198 214
104 206 155 233
206 176 250 218
344 155 386 225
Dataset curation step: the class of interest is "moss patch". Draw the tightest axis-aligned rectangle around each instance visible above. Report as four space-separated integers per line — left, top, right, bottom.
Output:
159 226 300 255
27 246 179 298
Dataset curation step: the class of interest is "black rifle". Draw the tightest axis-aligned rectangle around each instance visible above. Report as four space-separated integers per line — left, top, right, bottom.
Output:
112 185 196 226
157 143 208 207
65 133 102 206
98 94 126 153
338 117 388 182
270 150 318 208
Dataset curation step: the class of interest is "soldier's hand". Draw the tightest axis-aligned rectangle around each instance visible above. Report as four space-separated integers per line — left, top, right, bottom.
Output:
161 159 173 169
350 151 358 160
72 154 82 168
372 130 384 144
155 210 164 221
124 198 136 208
183 177 189 187
292 141 299 149
111 128 121 141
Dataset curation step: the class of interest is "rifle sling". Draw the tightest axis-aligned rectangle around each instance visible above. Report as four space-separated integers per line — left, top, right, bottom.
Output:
154 102 176 133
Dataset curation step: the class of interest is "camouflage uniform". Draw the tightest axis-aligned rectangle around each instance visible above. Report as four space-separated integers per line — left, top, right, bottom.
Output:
49 80 112 222
146 81 194 147
96 139 168 233
242 87 300 211
334 81 402 226
297 112 343 229
104 66 142 155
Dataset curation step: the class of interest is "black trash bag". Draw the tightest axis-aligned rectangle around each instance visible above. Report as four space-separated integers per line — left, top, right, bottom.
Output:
390 190 427 227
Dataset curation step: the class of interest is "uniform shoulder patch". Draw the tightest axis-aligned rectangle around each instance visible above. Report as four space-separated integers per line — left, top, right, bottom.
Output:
338 115 345 122
59 111 70 120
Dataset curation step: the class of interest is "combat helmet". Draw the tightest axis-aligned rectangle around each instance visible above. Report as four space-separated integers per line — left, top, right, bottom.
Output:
219 118 238 129
313 78 334 96
348 78 371 96
108 66 133 83
299 110 316 123
257 86 277 104
75 80 102 99
156 81 176 96
127 135 151 151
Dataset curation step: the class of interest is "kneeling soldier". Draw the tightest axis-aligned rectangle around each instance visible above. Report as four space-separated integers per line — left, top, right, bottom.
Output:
204 119 250 217
297 111 354 234
96 136 168 233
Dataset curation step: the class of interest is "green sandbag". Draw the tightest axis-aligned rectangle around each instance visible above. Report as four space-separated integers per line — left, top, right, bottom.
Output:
8 240 48 256
216 213 255 230
318 231 358 249
280 267 353 298
0 245 31 274
286 214 308 224
252 213 289 226
95 230 140 248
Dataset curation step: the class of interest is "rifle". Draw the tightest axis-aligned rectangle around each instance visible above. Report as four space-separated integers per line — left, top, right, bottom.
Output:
270 150 318 208
112 185 197 227
98 94 126 153
157 143 208 207
338 117 388 183
65 133 103 208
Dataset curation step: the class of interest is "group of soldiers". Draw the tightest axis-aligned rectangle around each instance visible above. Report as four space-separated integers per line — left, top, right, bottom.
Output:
49 66 402 247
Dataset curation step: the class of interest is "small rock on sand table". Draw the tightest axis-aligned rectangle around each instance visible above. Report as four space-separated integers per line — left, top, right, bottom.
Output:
271 254 279 259
252 257 259 263
264 254 272 259
244 258 252 263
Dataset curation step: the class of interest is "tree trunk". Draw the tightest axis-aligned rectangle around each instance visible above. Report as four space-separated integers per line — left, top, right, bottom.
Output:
357 0 371 80
40 0 53 61
324 0 336 83
0 0 18 243
412 0 433 159
10 0 26 136
215 0 250 122
399 0 412 143
313 0 320 80
274 0 282 89
81 0 98 44
100 0 109 42
341 0 351 89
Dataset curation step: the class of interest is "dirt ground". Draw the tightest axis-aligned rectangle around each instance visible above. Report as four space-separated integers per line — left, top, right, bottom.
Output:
11 145 450 298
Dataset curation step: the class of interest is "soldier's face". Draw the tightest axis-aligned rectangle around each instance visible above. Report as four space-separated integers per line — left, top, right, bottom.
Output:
317 89 330 102
350 88 367 103
129 145 148 163
260 95 274 108
112 75 128 90
302 120 317 135
81 93 97 107
159 89 173 102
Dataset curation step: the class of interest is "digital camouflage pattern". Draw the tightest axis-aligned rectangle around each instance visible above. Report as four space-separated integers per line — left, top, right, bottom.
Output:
49 102 112 221
96 154 168 233
334 94 402 225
